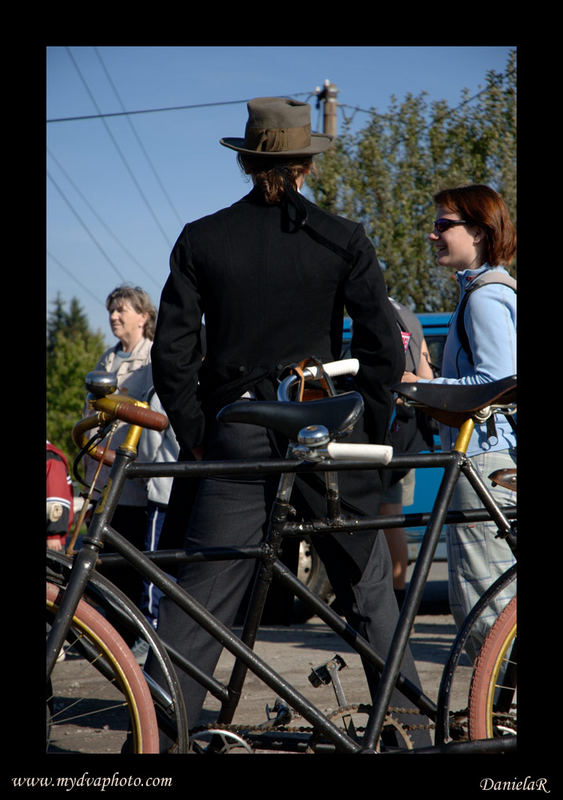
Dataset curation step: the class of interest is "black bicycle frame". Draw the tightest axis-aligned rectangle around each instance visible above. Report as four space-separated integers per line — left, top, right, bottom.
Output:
47 443 516 754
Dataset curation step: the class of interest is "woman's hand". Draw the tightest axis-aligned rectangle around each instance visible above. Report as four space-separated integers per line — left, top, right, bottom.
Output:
401 371 419 383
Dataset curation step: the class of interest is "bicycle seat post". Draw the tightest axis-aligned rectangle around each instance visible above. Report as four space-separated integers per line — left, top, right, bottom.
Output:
293 424 342 522
453 417 475 454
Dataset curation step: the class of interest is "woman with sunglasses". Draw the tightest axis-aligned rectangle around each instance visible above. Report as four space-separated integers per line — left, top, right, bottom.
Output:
402 184 516 661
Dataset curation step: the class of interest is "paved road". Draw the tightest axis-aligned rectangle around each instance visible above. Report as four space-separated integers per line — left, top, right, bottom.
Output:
203 561 472 737
48 562 474 754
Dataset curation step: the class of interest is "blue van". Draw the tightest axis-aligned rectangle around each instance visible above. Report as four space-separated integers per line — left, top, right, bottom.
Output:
342 312 451 560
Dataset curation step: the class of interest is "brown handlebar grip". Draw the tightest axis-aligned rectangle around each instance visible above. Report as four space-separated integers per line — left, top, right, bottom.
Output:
112 401 169 431
94 396 169 431
74 398 169 465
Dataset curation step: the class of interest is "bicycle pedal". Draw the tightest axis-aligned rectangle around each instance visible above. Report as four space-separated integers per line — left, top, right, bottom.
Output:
308 654 347 687
308 654 352 721
264 698 292 727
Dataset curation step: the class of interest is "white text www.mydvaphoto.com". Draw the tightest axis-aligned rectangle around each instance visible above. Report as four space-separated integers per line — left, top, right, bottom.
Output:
11 772 174 792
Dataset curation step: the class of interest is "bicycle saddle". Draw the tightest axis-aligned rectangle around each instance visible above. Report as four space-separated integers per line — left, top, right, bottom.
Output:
394 375 517 427
217 391 364 441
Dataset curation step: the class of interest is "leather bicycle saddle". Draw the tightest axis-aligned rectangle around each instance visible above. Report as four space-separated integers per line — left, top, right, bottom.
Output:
217 391 364 442
394 375 517 427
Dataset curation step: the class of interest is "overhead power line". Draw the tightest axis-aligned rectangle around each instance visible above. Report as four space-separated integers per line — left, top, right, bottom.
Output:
47 250 107 309
64 47 173 248
48 171 127 282
47 98 252 124
46 67 514 131
93 47 184 227
47 148 162 290
46 93 311 124
337 67 516 126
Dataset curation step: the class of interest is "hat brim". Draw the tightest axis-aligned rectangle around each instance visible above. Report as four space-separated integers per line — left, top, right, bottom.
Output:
219 133 333 157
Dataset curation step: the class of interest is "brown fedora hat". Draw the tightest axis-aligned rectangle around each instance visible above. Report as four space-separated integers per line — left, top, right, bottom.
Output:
220 97 333 157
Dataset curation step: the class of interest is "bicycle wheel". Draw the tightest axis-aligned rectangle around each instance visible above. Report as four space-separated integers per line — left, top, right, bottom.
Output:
47 551 189 752
468 596 517 740
47 581 160 753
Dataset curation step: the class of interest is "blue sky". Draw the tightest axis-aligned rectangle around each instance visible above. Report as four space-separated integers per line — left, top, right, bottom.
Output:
46 45 514 344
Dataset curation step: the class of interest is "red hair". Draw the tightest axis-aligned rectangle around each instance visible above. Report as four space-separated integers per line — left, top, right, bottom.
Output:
434 185 516 266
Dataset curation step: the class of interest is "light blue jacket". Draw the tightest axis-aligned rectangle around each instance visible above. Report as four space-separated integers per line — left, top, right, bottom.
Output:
419 264 517 456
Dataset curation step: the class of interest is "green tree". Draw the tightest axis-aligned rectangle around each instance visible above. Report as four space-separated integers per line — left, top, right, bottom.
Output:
46 295 106 463
47 295 95 355
306 50 516 312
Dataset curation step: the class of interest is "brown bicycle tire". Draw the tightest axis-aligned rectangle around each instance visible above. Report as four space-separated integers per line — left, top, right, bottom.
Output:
468 595 517 740
47 581 160 753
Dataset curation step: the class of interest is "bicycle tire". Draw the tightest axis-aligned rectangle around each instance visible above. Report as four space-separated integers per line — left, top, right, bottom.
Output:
468 596 517 740
47 581 160 753
47 550 189 751
435 563 516 745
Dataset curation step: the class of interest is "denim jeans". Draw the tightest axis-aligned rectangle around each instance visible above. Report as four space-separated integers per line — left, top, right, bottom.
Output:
446 448 516 662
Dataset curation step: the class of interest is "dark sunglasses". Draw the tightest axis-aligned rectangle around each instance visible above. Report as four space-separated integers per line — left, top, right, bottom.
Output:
433 218 468 234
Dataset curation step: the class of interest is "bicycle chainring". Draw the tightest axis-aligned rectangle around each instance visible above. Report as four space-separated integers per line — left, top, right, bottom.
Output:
188 728 253 754
189 704 421 753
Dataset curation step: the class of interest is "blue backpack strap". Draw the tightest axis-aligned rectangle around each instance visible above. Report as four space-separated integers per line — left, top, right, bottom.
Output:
457 272 517 365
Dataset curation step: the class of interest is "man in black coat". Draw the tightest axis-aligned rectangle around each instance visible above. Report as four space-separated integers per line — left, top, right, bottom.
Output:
146 97 429 749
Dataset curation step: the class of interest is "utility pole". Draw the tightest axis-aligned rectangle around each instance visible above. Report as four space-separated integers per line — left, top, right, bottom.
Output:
315 79 339 138
314 80 339 212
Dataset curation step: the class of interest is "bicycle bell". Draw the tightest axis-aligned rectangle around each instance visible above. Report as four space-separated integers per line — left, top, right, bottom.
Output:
85 370 118 398
297 425 330 447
